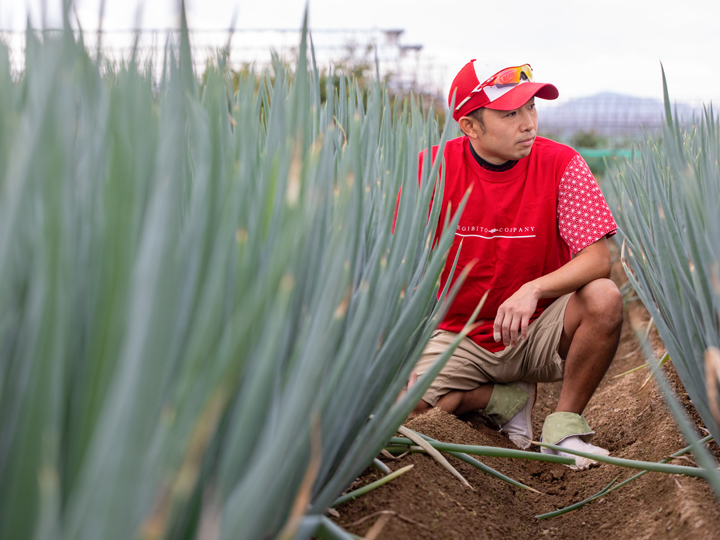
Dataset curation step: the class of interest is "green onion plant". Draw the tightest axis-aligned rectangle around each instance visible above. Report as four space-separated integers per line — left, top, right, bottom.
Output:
0 9 468 540
609 68 720 497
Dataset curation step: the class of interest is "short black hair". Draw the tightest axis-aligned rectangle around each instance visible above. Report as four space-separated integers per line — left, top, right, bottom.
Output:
470 108 486 133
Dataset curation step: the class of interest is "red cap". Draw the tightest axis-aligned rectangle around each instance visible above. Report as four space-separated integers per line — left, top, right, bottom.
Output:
448 60 559 121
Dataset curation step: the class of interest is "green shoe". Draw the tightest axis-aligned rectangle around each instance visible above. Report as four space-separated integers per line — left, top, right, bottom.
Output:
540 412 608 470
541 412 594 445
484 382 531 426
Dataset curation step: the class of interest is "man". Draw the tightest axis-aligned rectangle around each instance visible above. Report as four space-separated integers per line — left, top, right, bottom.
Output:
408 60 623 469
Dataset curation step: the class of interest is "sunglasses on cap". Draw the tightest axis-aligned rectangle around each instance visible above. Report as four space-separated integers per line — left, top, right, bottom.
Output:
455 64 534 112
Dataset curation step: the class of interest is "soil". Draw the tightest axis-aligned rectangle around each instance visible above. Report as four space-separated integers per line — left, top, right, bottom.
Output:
330 244 720 539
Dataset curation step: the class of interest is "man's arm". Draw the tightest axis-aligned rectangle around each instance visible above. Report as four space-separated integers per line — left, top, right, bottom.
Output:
493 236 611 348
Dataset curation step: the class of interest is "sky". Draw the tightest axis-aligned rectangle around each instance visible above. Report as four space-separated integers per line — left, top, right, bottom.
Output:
1 0 719 107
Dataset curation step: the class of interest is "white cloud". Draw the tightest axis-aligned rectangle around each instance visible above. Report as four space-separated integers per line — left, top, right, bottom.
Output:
2 0 719 104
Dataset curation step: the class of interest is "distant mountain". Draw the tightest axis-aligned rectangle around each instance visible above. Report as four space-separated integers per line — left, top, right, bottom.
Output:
538 92 701 137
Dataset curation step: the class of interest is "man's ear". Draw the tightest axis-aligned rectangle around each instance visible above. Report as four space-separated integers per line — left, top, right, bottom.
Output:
458 116 478 139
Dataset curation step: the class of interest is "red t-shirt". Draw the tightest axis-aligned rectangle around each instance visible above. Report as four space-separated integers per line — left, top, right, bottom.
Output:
422 136 617 352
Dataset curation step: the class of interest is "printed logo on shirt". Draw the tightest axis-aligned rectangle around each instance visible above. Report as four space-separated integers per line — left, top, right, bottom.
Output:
456 225 536 239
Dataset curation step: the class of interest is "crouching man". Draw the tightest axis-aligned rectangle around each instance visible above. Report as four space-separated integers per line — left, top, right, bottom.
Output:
408 60 623 469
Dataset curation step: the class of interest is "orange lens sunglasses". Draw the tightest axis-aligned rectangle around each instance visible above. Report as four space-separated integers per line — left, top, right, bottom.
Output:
480 64 533 89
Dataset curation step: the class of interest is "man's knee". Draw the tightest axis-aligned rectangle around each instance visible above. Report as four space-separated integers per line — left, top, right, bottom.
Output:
577 278 623 330
411 400 432 416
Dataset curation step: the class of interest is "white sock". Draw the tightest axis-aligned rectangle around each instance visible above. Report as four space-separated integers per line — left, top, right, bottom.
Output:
545 435 610 470
499 381 536 450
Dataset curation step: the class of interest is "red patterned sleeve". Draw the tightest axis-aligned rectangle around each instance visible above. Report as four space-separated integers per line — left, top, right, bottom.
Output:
557 154 617 254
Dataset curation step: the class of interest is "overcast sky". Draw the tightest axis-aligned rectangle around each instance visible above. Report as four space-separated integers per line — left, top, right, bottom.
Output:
2 0 718 106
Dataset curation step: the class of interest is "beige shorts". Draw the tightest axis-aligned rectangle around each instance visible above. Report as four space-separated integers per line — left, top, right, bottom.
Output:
415 293 573 406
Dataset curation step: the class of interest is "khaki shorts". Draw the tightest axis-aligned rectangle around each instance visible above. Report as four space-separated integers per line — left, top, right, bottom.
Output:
415 293 572 406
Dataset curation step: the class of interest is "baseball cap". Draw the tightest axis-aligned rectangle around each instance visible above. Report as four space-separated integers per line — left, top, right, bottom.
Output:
449 60 559 121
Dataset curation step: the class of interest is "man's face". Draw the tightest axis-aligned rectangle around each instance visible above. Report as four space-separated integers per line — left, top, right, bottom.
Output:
463 98 538 165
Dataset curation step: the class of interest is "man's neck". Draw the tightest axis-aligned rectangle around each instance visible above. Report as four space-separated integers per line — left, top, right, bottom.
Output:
468 140 517 172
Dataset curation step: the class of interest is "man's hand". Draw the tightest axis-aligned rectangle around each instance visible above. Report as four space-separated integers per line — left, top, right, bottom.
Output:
491 238 612 349
396 371 418 402
493 282 541 348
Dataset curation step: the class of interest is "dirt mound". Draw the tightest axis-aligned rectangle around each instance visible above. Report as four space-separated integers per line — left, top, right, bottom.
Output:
331 255 720 539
